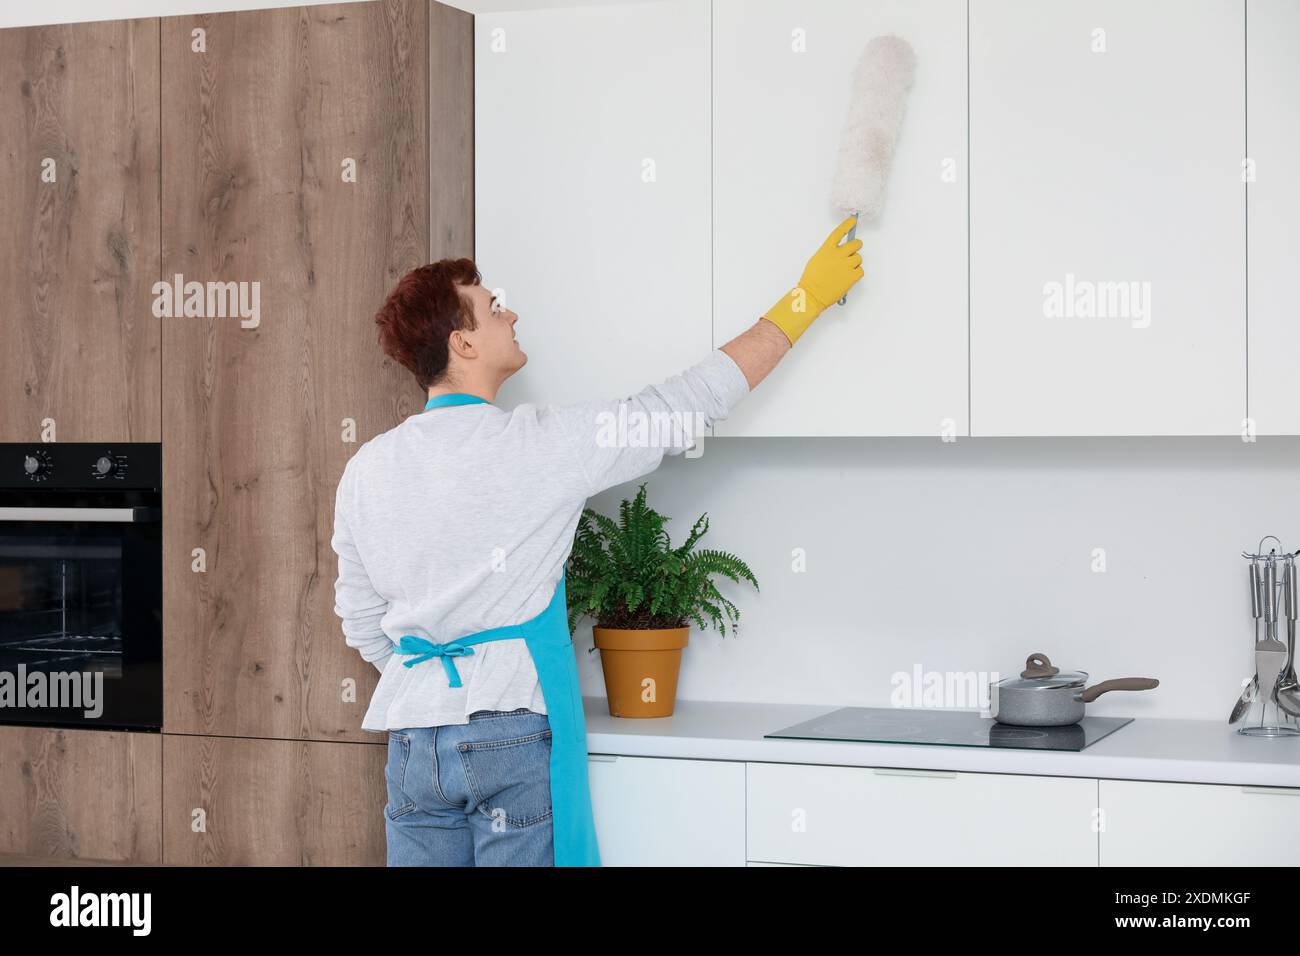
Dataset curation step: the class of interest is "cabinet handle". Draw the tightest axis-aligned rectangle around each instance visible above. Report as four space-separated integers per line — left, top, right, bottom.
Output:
588 753 618 763
871 767 958 779
1241 786 1300 796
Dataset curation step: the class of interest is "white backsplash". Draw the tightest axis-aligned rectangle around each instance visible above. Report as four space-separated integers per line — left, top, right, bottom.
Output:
577 436 1300 722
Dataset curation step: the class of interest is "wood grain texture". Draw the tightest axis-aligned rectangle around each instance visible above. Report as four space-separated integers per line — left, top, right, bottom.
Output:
0 18 161 442
430 0 474 259
162 0 439 740
0 726 162 863
162 732 386 865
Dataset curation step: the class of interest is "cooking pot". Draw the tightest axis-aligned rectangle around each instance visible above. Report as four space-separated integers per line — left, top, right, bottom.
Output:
991 653 1159 727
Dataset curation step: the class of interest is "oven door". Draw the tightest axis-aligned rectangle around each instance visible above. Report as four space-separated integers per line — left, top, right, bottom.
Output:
0 493 161 731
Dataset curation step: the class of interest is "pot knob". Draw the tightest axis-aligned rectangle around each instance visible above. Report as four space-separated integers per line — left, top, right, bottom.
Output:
1021 653 1060 679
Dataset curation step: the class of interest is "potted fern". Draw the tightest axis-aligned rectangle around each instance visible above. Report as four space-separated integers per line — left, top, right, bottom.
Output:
566 484 758 718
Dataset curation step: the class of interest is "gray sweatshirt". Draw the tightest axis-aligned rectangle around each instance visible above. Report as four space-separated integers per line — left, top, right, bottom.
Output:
331 348 750 731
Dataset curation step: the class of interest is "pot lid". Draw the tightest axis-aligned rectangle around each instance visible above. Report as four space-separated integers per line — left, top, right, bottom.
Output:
996 653 1087 690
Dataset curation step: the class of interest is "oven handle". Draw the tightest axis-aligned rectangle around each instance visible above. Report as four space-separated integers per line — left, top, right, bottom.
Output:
0 506 160 523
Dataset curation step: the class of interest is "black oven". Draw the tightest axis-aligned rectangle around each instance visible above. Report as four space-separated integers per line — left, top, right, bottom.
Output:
0 444 161 731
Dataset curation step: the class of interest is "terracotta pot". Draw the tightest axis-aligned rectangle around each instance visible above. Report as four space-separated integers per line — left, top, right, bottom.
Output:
593 626 689 717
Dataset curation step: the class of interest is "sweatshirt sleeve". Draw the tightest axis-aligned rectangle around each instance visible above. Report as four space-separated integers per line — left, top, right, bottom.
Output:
542 348 751 498
331 474 394 674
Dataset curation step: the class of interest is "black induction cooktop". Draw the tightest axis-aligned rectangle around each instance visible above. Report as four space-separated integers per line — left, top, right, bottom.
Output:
765 707 1133 752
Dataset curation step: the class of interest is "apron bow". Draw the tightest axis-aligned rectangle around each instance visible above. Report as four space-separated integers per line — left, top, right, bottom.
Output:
393 635 476 688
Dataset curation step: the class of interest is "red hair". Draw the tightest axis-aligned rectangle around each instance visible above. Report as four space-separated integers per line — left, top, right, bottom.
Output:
375 258 481 389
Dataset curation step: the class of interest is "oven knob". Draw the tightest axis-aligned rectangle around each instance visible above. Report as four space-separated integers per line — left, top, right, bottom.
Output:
23 451 51 480
93 455 126 479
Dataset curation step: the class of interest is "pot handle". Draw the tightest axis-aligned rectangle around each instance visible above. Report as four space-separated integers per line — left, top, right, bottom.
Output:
1021 653 1060 679
1080 677 1160 703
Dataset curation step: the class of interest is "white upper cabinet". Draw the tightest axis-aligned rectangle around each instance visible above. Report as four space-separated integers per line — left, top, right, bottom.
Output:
969 0 1246 436
474 1 712 409
712 0 969 437
1246 0 1300 435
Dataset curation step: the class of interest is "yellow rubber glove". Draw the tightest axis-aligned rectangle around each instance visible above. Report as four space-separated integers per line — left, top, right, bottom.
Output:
763 215 865 346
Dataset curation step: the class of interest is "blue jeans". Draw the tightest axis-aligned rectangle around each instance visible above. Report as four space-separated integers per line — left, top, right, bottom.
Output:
384 708 554 866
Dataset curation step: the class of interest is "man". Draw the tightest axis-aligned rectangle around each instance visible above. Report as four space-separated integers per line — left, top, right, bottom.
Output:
331 216 863 866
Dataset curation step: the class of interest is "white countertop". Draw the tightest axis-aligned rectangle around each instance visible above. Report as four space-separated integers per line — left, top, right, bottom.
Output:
582 698 1300 789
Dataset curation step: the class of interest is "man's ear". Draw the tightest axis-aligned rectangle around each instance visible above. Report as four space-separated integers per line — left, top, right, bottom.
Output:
448 328 476 361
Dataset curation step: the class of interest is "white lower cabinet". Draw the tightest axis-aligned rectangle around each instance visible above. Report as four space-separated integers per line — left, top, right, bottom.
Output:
1099 779 1300 866
746 762 1097 866
587 755 746 867
587 754 1299 866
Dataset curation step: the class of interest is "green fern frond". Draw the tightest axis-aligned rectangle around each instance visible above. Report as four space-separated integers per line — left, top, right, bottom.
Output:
565 484 759 633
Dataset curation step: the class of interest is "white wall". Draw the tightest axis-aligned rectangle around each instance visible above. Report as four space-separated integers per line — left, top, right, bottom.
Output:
577 436 1295 722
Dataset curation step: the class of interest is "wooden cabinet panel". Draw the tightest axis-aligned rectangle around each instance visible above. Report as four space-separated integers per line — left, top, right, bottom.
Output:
161 1 437 740
162 732 385 865
0 18 161 442
0 726 161 863
1245 0 1300 434
473 0 712 410
431 1 474 261
712 0 968 437
970 0 1245 436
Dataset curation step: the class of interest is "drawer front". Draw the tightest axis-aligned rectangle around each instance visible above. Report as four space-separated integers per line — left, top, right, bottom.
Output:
747 762 1097 866
589 755 746 866
1100 779 1300 866
0 726 162 863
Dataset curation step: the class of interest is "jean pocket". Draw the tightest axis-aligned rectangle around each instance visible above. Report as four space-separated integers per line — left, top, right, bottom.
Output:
457 729 553 828
468 707 537 722
385 731 416 820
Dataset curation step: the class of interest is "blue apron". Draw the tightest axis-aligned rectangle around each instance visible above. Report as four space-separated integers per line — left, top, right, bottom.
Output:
390 392 601 867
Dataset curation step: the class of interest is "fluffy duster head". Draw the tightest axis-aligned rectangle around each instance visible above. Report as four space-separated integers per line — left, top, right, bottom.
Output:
830 35 917 222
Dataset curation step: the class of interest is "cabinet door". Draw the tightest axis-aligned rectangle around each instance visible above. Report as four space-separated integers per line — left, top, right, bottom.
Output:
162 733 386 865
588 754 746 866
161 2 434 740
0 18 160 443
712 0 968 437
1245 0 1300 434
748 762 1097 866
0 726 161 863
474 1 712 409
1099 779 1300 866
970 0 1245 436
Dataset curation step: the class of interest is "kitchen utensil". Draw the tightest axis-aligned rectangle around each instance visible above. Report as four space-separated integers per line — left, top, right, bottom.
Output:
991 653 1159 727
1277 685 1300 718
1228 676 1257 724
1252 634 1287 719
1276 559 1300 716
1251 560 1263 642
1237 539 1300 736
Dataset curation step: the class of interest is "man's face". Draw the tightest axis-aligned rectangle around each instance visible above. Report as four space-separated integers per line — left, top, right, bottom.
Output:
456 281 526 379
